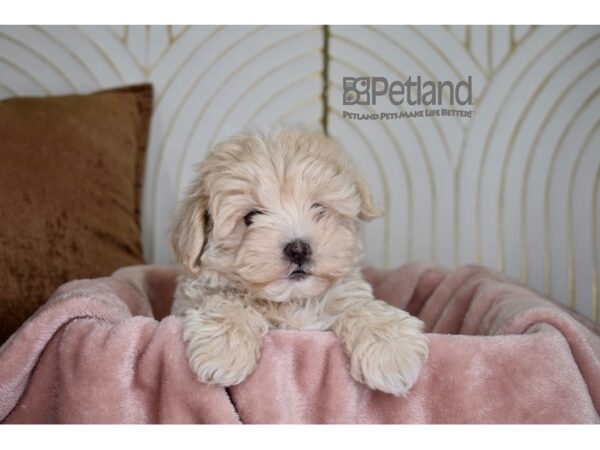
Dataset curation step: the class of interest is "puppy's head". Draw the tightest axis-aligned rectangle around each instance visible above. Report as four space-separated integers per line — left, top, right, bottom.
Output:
171 128 381 302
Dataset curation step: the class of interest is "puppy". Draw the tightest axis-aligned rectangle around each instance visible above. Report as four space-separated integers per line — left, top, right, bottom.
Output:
170 128 428 396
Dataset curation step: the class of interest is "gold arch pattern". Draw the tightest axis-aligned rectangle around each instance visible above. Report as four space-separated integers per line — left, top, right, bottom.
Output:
0 25 598 320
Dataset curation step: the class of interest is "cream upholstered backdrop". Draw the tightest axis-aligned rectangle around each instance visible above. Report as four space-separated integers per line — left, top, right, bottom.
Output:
0 25 598 321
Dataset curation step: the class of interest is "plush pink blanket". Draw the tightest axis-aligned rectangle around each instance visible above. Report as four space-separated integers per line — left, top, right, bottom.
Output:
1 263 599 423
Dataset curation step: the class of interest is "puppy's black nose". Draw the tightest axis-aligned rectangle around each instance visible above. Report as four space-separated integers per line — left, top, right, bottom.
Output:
283 239 312 266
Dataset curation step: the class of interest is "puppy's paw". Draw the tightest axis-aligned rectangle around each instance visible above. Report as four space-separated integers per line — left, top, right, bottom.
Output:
182 306 267 386
349 316 428 396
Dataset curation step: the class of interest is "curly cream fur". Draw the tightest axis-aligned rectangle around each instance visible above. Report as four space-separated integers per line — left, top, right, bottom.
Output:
171 128 428 396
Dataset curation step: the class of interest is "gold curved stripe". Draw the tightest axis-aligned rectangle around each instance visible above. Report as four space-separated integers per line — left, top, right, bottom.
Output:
513 26 535 46
488 26 516 73
106 25 145 73
332 30 455 166
468 26 489 76
168 25 190 45
465 26 472 50
409 25 486 84
593 165 600 321
0 30 77 91
0 55 50 95
148 26 188 73
567 117 600 309
454 26 553 266
254 96 322 129
238 70 321 125
152 26 197 74
486 26 493 74
497 34 600 275
155 26 225 106
444 25 466 46
32 26 102 87
106 25 123 43
75 26 126 83
509 26 534 50
0 81 18 97
517 34 600 282
144 25 150 78
545 86 600 298
510 26 516 49
469 26 574 265
277 96 321 124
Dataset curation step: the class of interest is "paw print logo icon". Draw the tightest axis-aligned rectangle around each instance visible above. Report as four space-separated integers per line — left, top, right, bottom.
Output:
343 77 371 105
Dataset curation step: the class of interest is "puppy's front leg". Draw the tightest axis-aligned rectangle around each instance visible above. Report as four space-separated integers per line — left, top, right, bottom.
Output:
182 294 269 386
330 277 428 396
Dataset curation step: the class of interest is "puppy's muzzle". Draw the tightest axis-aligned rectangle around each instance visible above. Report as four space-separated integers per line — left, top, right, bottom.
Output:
284 239 311 266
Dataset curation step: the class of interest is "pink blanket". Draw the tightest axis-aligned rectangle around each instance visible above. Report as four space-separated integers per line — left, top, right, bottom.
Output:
1 263 599 423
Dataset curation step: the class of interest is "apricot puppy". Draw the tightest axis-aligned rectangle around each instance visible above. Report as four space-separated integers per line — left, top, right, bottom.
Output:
171 128 428 395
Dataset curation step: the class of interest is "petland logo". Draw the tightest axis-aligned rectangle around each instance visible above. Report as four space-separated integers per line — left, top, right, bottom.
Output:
342 76 475 120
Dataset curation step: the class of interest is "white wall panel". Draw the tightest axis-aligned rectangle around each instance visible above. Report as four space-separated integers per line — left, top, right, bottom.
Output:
0 25 599 321
328 25 600 319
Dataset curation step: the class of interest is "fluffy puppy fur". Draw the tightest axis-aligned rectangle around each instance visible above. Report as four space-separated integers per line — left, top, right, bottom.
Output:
170 128 428 396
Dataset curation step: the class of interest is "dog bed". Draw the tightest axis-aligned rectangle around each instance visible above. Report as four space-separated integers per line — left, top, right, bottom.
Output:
1 263 599 423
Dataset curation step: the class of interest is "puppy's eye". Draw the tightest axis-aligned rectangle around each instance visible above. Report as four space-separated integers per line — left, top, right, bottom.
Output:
244 210 264 226
311 203 326 221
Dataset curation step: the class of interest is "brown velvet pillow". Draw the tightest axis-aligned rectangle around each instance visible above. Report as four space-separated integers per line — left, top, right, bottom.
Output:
0 84 153 344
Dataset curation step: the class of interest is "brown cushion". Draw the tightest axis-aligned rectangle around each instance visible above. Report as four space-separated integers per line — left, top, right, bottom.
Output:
0 84 153 344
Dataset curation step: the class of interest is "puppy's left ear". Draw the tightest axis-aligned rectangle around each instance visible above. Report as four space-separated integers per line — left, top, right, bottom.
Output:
170 187 209 275
354 173 383 221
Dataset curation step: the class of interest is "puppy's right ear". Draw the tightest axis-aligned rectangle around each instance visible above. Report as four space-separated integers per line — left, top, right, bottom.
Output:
354 173 383 221
170 189 208 275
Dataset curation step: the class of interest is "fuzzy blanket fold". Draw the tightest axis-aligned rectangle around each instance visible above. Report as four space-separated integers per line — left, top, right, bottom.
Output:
1 263 599 423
